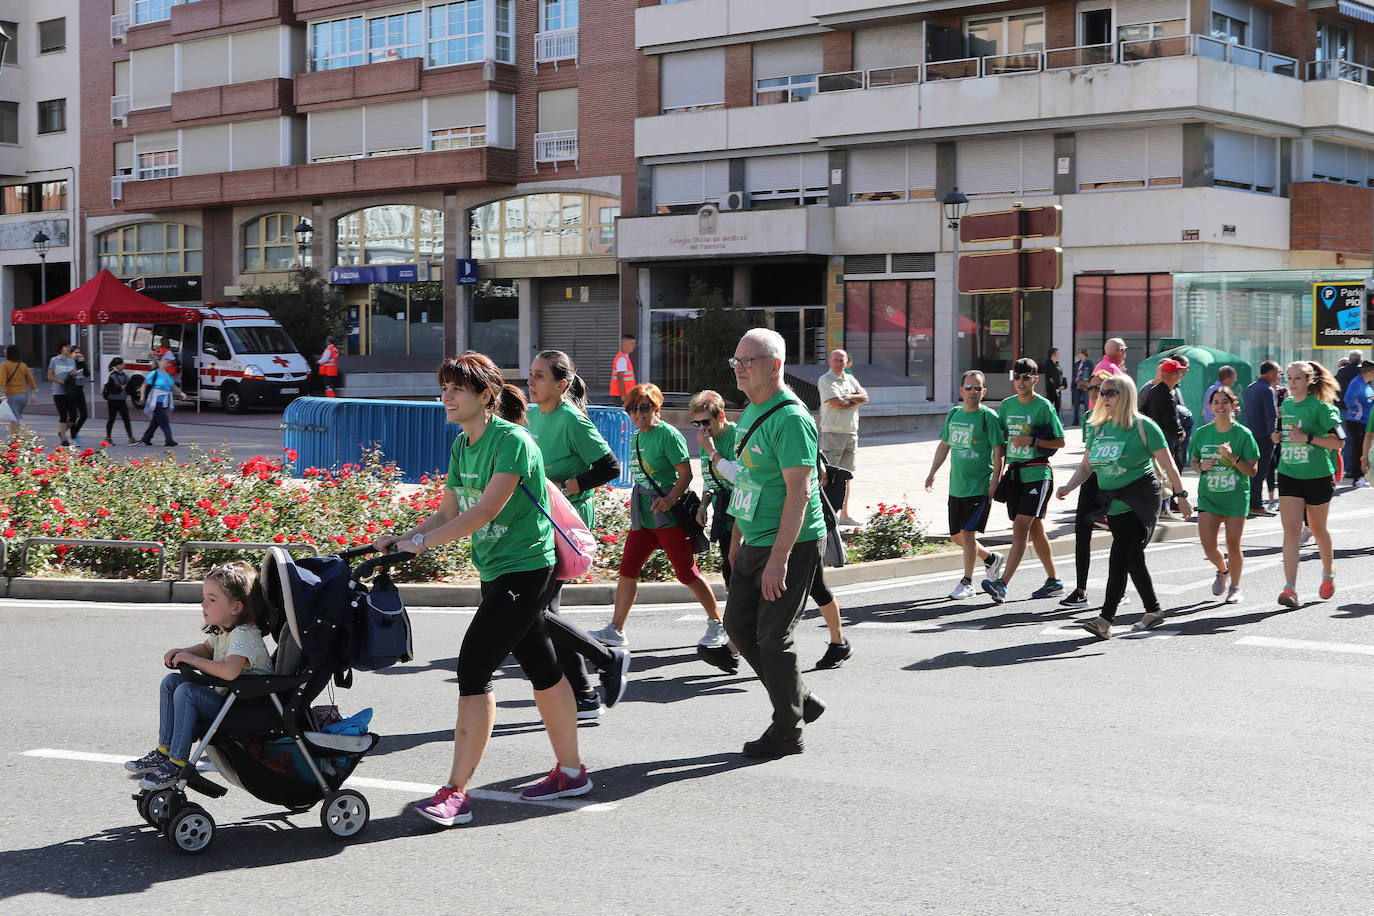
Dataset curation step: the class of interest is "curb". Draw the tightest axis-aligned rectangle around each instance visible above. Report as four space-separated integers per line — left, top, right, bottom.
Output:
0 521 1201 605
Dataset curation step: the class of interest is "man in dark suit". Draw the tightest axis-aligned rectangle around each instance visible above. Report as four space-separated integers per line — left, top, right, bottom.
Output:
1244 360 1281 516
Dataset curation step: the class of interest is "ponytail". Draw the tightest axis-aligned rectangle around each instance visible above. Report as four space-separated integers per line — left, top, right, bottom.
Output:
535 348 588 414
565 374 588 414
495 383 528 425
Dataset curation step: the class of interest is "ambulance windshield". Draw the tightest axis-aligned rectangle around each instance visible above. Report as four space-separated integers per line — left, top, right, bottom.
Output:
225 326 298 355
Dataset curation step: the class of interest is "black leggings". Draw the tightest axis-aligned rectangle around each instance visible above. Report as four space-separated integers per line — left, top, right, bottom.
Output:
54 394 87 434
457 566 561 696
105 399 133 439
545 583 614 698
1101 512 1160 622
1072 476 1101 593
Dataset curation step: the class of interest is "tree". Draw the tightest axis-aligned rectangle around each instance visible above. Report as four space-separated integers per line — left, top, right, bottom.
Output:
683 276 753 406
239 267 348 361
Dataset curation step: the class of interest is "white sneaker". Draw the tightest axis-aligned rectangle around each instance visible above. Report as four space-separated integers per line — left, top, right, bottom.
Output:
699 619 727 647
948 580 975 600
1355 479 1370 489
590 623 628 647
1299 526 1313 546
1224 585 1243 604
983 551 1005 583
1211 569 1230 596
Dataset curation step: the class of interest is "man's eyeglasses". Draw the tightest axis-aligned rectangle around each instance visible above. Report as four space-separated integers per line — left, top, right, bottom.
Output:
689 418 712 428
728 355 766 369
1098 389 1120 399
961 385 985 392
1012 373 1037 382
626 402 656 414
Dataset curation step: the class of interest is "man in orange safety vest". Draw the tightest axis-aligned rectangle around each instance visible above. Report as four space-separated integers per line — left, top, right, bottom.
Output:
318 336 339 397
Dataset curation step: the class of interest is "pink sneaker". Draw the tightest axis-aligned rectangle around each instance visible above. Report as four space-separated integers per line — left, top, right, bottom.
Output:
520 764 592 800
413 785 472 827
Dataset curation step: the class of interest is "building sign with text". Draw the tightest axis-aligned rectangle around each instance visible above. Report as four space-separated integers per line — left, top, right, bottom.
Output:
1312 282 1371 349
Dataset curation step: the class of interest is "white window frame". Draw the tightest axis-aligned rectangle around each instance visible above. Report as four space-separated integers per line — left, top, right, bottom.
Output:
310 16 365 71
541 0 578 31
367 10 424 64
430 125 487 150
133 0 174 26
495 0 514 64
965 9 1046 57
754 74 817 105
428 1 484 68
136 149 180 180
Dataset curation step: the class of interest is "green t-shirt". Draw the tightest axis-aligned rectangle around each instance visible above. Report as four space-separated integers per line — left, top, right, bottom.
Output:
939 404 1006 498
728 391 826 548
997 393 1062 482
700 422 739 497
1189 422 1259 517
631 421 691 530
527 399 612 527
444 417 556 579
1085 417 1167 515
1277 396 1341 480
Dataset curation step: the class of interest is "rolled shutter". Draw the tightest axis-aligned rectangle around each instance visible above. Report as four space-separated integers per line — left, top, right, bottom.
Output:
1254 136 1278 190
958 137 1021 195
114 60 130 96
908 143 937 194
1214 128 1255 187
136 130 179 153
231 28 282 83
853 23 923 70
130 45 175 110
653 163 705 207
231 118 282 170
115 141 134 171
1147 125 1182 183
1077 129 1147 187
427 92 486 128
1116 0 1188 24
1313 140 1347 180
309 108 363 160
181 124 232 175
748 154 800 193
802 152 829 190
1020 135 1053 193
660 48 725 110
849 147 908 196
180 36 230 91
538 88 578 132
753 36 824 80
704 161 730 199
365 100 423 153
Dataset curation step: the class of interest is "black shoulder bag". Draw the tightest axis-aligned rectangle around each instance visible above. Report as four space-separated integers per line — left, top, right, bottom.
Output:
635 437 710 554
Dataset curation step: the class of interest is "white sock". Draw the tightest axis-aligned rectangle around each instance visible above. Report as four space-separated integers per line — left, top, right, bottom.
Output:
559 764 582 778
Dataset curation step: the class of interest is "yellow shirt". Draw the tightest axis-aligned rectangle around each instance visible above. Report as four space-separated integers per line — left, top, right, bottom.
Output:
1 360 38 396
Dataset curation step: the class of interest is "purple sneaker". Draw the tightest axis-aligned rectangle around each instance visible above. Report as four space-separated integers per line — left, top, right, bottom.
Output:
520 765 592 800
414 785 472 827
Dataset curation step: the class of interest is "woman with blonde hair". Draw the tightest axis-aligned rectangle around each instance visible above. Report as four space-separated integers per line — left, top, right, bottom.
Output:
1056 374 1191 638
1273 360 1343 607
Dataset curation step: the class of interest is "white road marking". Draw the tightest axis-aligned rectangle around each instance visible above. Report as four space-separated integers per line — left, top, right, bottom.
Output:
854 620 985 632
1039 622 1175 640
21 748 616 812
1235 636 1374 658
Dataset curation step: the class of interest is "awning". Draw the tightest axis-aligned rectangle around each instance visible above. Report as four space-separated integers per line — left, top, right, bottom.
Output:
11 269 203 325
1339 0 1374 23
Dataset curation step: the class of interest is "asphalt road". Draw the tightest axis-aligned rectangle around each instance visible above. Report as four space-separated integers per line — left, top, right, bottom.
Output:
3 502 1374 914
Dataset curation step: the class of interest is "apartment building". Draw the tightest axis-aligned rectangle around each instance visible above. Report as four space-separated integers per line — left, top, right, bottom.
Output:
620 0 1374 403
0 1 80 361
81 0 638 394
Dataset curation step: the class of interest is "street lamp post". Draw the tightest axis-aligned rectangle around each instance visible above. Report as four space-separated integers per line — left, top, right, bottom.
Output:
295 217 313 268
32 230 49 305
942 188 969 393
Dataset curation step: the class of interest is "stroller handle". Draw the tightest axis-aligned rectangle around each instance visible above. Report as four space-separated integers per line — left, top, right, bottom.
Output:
353 550 418 579
336 544 378 561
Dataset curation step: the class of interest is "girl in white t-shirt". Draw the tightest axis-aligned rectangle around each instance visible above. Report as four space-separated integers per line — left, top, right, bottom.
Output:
125 562 273 789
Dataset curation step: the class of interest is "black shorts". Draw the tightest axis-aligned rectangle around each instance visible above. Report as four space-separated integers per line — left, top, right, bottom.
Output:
1277 472 1334 506
948 495 991 535
1006 472 1053 521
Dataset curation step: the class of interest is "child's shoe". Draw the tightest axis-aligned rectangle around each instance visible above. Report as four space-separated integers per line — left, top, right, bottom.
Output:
138 758 187 790
124 748 168 774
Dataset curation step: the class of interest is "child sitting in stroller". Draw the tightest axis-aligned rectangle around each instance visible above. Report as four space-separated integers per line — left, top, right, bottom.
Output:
125 562 273 789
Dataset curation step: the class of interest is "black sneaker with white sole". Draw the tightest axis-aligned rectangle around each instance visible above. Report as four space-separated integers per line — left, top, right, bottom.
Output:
576 692 603 720
697 643 740 674
1059 590 1089 607
599 647 632 708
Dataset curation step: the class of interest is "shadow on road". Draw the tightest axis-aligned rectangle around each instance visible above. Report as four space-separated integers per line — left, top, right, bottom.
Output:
905 636 1100 670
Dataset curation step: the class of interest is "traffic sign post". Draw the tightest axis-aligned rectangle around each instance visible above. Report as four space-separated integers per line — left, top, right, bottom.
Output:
956 204 1063 361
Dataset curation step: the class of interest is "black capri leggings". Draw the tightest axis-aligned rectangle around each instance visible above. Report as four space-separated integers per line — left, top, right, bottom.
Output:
1072 475 1101 593
1101 512 1160 623
457 566 561 696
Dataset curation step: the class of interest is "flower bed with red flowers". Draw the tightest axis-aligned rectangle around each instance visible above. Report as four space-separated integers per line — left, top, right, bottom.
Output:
0 433 931 582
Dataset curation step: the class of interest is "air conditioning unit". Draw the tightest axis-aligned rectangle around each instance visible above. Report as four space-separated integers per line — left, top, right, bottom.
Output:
719 189 749 211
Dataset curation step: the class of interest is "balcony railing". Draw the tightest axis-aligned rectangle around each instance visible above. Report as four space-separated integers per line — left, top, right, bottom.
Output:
110 12 130 44
535 27 578 66
110 94 131 124
816 35 1300 92
111 174 134 205
1308 58 1374 85
535 129 578 167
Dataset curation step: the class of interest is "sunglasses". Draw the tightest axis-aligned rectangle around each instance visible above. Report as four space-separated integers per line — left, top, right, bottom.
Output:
689 418 713 428
962 385 985 392
1012 374 1037 382
626 402 656 414
1088 385 1101 392
1098 389 1121 398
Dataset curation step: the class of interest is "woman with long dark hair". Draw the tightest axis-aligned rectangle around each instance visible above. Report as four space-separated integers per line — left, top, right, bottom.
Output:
1274 360 1343 607
377 352 591 827
527 349 631 718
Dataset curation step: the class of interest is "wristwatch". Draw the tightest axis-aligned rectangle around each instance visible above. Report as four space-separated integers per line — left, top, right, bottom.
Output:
1175 490 1189 500
411 532 426 552
1305 432 1314 444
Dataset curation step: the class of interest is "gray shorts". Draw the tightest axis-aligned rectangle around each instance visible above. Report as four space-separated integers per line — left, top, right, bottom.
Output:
3 392 27 419
820 431 857 472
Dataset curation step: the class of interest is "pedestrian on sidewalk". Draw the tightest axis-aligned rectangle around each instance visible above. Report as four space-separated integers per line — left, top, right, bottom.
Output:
591 383 725 652
138 355 183 448
925 369 1005 600
526 350 631 720
1093 338 1129 387
696 389 852 671
1342 359 1373 489
1 345 39 439
1057 374 1191 639
384 352 591 827
1190 385 1258 604
1335 348 1363 482
818 348 867 525
103 357 136 445
1274 361 1343 608
1244 360 1281 516
610 334 637 401
1043 348 1066 417
47 342 81 447
1351 361 1374 484
317 336 340 397
1142 357 1186 518
1071 349 1094 425
1056 370 1120 609
720 328 827 758
982 358 1065 603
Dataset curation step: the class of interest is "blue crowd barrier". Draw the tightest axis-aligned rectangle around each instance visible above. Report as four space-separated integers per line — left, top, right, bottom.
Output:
283 397 635 488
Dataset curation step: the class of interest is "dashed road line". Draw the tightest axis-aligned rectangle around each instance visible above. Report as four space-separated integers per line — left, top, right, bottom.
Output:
1235 636 1374 658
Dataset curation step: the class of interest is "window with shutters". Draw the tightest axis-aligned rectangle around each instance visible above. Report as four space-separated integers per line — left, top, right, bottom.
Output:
652 161 730 213
1076 127 1181 191
958 136 1053 197
244 213 310 271
37 18 65 54
97 223 203 277
747 153 829 207
1117 0 1187 46
1311 140 1371 186
660 48 726 114
335 205 444 266
431 126 487 150
1213 128 1278 194
36 99 65 135
754 37 823 105
848 144 937 203
469 193 619 259
0 102 15 145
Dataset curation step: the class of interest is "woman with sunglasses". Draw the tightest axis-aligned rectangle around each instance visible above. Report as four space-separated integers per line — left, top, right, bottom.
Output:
590 383 725 651
527 350 632 719
1190 385 1258 604
1057 375 1191 639
1055 370 1122 609
1273 361 1343 607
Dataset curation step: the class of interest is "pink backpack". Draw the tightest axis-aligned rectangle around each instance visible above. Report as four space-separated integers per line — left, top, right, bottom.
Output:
520 481 596 581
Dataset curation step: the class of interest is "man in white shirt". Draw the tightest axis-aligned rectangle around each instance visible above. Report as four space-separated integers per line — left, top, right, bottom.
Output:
818 349 867 525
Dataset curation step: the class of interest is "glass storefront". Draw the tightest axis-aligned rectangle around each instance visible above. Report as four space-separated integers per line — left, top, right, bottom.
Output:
333 205 445 358
1073 274 1173 375
365 280 444 363
1173 269 1369 371
469 278 519 368
957 289 1053 399
844 278 935 396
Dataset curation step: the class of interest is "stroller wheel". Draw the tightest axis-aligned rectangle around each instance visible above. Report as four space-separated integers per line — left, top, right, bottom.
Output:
165 804 215 854
321 790 369 840
138 788 175 827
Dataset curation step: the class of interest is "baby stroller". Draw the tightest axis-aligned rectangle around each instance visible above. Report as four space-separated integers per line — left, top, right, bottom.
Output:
133 545 414 853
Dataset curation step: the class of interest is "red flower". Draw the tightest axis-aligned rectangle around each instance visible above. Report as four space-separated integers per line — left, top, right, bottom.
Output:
100 440 112 448
96 507 110 517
